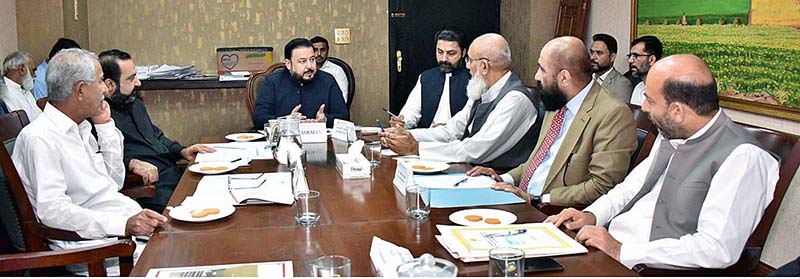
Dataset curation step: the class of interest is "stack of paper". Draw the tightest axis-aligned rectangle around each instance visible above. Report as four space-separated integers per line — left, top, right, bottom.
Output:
146 261 292 277
412 173 525 208
435 223 587 262
193 172 294 205
136 64 197 80
196 142 273 167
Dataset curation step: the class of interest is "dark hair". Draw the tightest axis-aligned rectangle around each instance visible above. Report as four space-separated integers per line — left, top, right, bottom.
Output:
98 49 132 83
434 28 465 49
309 36 329 47
48 38 81 60
592 33 618 54
631 35 663 60
662 77 719 115
284 38 314 60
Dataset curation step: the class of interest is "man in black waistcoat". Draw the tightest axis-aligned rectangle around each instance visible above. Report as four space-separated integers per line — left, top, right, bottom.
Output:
390 29 470 129
99 49 215 213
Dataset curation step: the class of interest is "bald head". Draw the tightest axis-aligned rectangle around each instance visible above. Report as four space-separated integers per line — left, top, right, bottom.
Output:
540 36 592 84
470 33 512 70
647 54 719 115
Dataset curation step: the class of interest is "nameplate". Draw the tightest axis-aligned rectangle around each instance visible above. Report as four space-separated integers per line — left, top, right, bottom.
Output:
393 160 415 196
300 122 327 143
332 119 356 142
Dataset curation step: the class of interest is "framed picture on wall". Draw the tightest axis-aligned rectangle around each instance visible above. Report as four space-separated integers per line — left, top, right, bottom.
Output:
630 0 800 121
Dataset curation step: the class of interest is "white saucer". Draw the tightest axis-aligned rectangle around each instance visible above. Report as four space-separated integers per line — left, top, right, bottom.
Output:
225 133 265 142
408 160 450 173
188 162 238 175
449 208 517 226
169 204 235 222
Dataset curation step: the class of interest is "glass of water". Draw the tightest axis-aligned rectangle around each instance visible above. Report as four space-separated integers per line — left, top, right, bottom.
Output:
405 185 431 220
294 190 320 226
365 141 382 167
488 247 525 277
310 255 351 277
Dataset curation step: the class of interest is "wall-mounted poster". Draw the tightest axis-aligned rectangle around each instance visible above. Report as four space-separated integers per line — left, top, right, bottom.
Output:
632 0 800 121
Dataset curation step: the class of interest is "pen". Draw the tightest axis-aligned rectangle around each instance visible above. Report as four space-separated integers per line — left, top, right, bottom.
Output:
376 119 386 132
453 177 468 187
382 108 398 118
483 229 527 238
230 158 242 163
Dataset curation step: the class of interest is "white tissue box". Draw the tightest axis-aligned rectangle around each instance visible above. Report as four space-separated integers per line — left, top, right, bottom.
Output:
335 153 372 179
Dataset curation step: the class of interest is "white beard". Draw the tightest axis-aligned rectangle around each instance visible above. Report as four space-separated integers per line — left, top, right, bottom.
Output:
21 69 34 91
466 72 488 101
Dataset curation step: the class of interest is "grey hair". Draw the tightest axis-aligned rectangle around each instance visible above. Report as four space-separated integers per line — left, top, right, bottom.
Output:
46 48 98 103
2 51 32 75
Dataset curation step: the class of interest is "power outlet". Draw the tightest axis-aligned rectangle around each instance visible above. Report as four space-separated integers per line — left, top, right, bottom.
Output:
334 28 351 45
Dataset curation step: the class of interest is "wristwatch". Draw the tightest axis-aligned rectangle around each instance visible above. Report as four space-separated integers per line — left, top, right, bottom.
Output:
531 195 542 208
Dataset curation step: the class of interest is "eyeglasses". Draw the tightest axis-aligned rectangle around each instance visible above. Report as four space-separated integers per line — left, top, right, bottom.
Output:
228 173 266 190
465 56 490 66
626 52 653 59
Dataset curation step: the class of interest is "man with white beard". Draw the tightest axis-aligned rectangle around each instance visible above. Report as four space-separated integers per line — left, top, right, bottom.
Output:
380 33 544 170
2 51 42 120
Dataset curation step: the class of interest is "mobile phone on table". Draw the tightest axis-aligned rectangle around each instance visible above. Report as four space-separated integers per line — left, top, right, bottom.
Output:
523 257 564 273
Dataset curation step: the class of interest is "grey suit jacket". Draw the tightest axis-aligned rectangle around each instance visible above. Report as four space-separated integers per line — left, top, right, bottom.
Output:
599 68 633 103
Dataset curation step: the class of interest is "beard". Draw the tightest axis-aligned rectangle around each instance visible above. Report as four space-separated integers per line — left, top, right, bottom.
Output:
591 61 611 74
291 68 315 83
629 63 650 78
466 72 488 101
649 111 683 139
21 69 35 91
107 86 138 108
438 61 457 73
538 80 568 111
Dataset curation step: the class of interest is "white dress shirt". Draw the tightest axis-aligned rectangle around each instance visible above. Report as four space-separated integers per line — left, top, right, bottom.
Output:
2 76 42 120
584 111 779 269
409 71 537 164
630 81 645 105
399 73 453 129
592 68 612 85
499 81 592 203
11 103 141 247
319 60 349 103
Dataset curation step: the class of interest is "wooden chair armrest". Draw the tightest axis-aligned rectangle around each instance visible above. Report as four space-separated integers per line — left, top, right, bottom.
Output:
32 223 86 242
119 185 156 199
123 173 144 188
537 203 585 216
633 247 762 276
0 239 136 276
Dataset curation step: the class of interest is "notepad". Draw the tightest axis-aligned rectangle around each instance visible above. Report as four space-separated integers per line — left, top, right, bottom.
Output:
194 172 294 205
412 173 525 208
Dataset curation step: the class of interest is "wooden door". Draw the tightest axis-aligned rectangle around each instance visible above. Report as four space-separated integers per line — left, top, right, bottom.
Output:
555 0 591 40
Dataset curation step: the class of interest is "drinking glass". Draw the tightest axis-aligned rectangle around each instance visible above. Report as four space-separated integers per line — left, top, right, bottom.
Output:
405 185 431 220
488 247 525 277
310 255 351 277
365 141 382 167
294 190 320 226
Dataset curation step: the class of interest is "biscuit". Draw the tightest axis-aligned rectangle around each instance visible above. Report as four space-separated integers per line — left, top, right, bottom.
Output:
213 166 228 171
412 165 434 171
484 218 501 224
464 215 483 222
190 208 221 218
237 135 254 139
199 166 214 171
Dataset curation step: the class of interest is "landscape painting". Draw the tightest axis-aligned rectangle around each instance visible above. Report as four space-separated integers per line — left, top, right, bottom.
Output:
634 0 800 120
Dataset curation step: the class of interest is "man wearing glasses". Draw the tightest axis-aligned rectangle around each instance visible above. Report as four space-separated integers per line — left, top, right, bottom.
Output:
627 36 663 105
253 38 349 128
381 33 543 170
391 29 471 129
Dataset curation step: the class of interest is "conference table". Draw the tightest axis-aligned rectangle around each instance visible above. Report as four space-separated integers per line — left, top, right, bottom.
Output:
130 135 636 277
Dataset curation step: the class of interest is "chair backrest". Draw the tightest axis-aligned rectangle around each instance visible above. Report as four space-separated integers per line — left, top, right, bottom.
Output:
246 62 286 121
0 110 50 253
36 98 47 111
326 57 356 109
626 104 659 172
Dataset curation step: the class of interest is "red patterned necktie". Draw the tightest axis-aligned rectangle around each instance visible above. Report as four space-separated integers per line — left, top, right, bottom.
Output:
519 107 568 193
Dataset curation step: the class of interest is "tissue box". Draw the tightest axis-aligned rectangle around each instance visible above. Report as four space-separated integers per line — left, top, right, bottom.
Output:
335 153 372 179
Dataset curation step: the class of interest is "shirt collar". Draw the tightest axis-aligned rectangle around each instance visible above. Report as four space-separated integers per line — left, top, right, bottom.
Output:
481 71 512 103
42 102 82 135
668 110 722 147
594 68 613 83
565 81 593 114
3 76 22 91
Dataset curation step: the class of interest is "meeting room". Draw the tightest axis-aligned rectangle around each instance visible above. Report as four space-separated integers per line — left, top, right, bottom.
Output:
1 0 800 277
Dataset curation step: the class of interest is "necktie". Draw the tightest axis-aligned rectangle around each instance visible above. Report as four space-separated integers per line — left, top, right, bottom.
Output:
518 107 567 193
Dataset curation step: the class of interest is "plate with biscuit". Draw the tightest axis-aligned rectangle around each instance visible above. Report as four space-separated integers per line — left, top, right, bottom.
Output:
408 160 450 174
188 162 237 175
449 208 517 226
225 132 265 142
168 204 236 222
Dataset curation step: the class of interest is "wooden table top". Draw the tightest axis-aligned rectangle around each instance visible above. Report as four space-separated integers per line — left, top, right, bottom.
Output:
130 136 635 276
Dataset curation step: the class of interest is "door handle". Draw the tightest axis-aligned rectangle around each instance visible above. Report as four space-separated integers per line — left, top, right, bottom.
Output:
396 50 403 73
